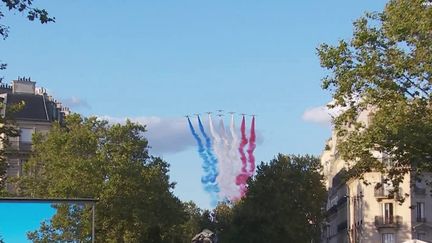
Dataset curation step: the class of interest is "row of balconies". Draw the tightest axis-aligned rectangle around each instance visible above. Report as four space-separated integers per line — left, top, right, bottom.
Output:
374 185 427 199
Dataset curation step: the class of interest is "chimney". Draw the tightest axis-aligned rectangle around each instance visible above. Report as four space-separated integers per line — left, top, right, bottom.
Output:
12 77 36 94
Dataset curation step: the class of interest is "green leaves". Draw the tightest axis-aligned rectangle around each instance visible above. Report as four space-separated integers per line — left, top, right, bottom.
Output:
15 114 186 242
223 154 326 243
1 0 55 25
318 0 432 190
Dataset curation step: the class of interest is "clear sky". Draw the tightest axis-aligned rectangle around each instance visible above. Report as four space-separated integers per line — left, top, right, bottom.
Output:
0 0 387 241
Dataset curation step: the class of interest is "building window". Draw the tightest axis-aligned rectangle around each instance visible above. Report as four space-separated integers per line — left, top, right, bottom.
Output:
417 202 425 222
383 203 394 223
382 233 395 243
20 128 33 143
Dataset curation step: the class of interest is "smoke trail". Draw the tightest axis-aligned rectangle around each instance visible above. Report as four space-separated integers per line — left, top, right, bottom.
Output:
236 116 249 197
213 116 233 201
197 115 219 184
208 114 228 201
228 114 242 201
217 116 240 201
247 116 256 175
187 117 219 205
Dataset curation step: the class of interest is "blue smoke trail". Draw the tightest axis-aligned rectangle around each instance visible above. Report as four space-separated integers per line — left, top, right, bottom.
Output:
187 117 219 205
197 115 219 177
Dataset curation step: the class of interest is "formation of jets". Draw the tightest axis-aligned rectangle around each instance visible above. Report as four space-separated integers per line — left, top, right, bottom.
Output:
185 110 256 118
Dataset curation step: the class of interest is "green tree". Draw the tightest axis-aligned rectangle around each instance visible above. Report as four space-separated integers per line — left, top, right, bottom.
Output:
211 202 233 242
223 154 326 243
165 201 209 243
15 114 186 242
318 0 432 186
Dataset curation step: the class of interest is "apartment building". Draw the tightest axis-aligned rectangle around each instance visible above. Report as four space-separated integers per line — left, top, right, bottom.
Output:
321 113 432 243
0 77 69 189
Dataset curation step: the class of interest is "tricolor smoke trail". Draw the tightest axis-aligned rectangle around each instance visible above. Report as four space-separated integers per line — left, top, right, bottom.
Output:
187 113 257 204
187 117 219 205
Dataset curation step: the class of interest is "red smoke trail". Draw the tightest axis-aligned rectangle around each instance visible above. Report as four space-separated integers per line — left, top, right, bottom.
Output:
236 116 249 197
247 116 256 175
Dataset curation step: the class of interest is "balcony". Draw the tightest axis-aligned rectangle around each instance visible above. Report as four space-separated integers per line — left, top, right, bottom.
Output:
337 221 347 232
414 186 426 195
417 217 427 223
6 141 32 152
375 216 402 229
326 204 338 216
374 187 402 200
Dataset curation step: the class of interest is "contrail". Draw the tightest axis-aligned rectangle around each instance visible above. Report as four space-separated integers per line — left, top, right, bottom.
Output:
236 115 249 197
187 117 219 205
247 116 256 175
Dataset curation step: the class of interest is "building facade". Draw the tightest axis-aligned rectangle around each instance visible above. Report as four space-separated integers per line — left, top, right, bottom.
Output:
0 77 69 190
321 118 432 243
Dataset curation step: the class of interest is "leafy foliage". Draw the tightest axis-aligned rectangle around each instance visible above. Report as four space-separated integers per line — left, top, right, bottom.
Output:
222 154 326 243
165 201 218 243
318 0 432 186
14 114 187 242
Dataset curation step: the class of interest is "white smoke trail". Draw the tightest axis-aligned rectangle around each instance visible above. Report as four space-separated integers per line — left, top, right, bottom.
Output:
217 117 240 201
208 115 230 201
228 114 242 200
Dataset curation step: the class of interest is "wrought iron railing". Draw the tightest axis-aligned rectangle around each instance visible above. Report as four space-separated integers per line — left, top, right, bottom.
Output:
374 216 402 228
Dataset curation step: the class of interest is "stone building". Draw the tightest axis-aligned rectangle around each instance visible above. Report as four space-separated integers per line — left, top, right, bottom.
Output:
0 77 69 190
321 111 432 243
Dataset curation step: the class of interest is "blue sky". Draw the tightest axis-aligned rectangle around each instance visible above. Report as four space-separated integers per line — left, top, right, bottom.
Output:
0 0 387 241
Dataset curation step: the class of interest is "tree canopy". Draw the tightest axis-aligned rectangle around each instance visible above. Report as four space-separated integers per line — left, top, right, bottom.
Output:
318 0 432 185
220 154 326 243
14 114 188 242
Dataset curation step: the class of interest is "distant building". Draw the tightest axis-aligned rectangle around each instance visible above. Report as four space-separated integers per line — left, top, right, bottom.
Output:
0 77 69 190
321 111 432 243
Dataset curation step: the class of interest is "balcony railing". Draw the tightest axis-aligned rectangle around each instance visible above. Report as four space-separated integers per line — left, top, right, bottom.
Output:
374 187 402 200
414 186 426 195
417 217 427 223
326 204 338 216
375 216 402 229
6 141 32 152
